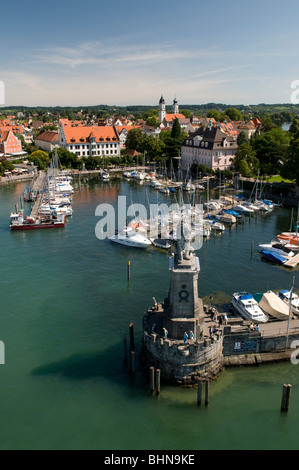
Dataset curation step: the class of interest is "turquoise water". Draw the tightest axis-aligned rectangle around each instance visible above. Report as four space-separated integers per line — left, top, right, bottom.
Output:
0 177 298 450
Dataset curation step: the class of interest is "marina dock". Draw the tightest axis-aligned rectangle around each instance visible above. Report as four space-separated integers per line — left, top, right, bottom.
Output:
284 253 299 268
23 171 46 202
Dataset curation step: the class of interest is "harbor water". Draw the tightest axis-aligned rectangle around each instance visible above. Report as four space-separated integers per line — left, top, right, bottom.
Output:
0 176 299 450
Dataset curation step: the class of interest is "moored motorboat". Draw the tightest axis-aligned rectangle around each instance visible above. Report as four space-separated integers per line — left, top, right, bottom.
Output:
100 171 109 180
231 292 269 323
10 210 65 230
150 238 172 250
216 212 237 225
110 227 151 248
259 241 295 258
278 290 299 315
123 171 134 178
204 216 225 232
232 204 254 214
256 291 291 320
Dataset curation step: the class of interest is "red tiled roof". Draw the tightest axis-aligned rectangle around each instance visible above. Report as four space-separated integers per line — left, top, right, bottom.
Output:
164 113 185 122
35 131 59 142
63 125 119 144
0 125 23 134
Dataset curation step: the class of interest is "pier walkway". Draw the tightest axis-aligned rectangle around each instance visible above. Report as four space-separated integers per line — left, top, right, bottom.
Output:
30 171 46 195
30 195 42 219
204 308 299 339
284 253 299 268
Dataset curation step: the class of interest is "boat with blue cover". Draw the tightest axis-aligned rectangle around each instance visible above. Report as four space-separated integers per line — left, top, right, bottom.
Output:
260 250 288 265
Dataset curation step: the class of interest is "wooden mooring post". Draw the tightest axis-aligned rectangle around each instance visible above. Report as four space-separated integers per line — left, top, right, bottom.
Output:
149 367 155 393
149 367 161 395
281 384 292 412
197 380 210 406
129 351 135 376
129 323 134 351
123 336 128 367
127 260 131 281
197 381 203 406
155 369 161 395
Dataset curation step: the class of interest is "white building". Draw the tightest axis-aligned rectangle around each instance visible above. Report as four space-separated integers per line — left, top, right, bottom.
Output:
181 126 238 171
59 121 120 158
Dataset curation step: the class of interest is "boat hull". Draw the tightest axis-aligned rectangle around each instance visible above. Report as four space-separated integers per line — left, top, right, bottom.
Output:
110 237 150 248
10 222 65 230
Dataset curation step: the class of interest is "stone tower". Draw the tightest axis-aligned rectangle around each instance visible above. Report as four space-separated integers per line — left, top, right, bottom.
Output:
172 97 179 114
158 95 166 122
163 235 205 340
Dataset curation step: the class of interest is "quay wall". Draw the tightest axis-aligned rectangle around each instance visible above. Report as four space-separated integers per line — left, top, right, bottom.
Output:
223 324 299 359
141 321 299 384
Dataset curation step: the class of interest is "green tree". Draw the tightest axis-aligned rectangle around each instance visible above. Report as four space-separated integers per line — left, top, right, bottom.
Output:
239 159 251 177
252 127 290 175
234 142 259 176
281 137 299 184
29 150 50 170
171 118 181 139
50 148 79 169
237 130 248 146
126 128 145 152
225 107 243 121
0 159 14 176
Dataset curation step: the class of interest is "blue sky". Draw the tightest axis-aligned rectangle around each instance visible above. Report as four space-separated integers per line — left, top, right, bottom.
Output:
1 0 299 107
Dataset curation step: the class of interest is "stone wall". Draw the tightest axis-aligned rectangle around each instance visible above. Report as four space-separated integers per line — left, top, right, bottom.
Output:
140 330 224 384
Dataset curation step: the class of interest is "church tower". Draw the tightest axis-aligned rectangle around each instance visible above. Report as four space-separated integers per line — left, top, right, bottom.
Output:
158 95 166 122
172 97 179 114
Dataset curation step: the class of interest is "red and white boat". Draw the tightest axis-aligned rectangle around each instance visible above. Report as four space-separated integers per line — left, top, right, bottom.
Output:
10 210 65 230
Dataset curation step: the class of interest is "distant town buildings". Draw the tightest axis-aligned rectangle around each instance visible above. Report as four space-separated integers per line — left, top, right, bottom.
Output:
0 100 264 175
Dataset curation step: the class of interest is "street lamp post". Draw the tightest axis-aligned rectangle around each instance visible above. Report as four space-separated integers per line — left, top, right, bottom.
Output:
286 276 295 349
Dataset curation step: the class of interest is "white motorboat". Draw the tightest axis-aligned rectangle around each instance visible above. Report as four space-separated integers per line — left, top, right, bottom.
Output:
39 203 73 217
232 204 254 214
241 201 262 212
134 171 145 180
204 217 225 232
204 201 221 211
150 238 172 250
231 292 269 323
216 212 237 225
253 200 271 211
278 290 299 316
123 171 133 178
149 180 162 189
182 182 195 192
159 186 170 195
100 171 109 180
110 227 151 249
259 241 295 258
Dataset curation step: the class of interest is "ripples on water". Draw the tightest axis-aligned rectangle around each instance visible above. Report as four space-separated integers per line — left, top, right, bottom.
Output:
0 177 298 450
